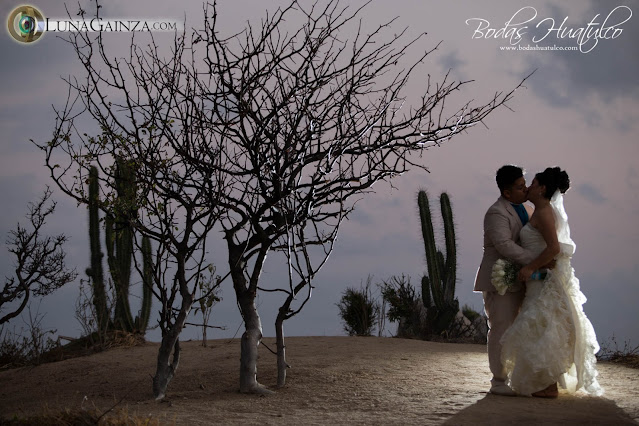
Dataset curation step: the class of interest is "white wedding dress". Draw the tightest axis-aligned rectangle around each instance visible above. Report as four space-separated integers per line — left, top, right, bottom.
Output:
500 191 603 396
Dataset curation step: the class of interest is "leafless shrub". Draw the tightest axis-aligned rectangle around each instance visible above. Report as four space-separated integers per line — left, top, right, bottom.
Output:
0 302 58 369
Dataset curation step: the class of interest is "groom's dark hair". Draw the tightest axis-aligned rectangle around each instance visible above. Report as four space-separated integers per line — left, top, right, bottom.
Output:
496 165 524 193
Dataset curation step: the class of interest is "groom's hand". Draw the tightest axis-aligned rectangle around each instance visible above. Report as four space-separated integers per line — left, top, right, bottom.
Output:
542 259 557 270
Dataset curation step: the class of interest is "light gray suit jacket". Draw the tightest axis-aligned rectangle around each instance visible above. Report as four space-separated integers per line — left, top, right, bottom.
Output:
474 196 536 292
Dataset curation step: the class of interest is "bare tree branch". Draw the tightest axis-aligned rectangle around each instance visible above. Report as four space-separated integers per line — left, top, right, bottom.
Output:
1 188 77 325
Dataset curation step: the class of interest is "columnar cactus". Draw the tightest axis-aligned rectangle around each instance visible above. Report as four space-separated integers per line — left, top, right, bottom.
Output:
86 160 152 334
417 190 459 335
105 212 135 332
106 158 136 332
87 166 108 332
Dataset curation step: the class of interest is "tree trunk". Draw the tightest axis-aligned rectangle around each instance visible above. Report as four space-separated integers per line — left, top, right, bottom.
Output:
275 311 289 388
202 323 208 348
237 289 273 394
227 235 273 394
153 338 180 400
153 260 194 400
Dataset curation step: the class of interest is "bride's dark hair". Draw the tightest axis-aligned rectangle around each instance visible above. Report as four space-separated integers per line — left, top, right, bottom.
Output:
535 167 570 199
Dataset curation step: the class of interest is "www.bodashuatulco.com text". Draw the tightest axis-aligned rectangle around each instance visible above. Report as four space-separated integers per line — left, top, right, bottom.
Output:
500 44 579 51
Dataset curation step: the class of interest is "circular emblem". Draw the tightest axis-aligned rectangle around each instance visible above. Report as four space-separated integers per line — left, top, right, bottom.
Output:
8 5 45 43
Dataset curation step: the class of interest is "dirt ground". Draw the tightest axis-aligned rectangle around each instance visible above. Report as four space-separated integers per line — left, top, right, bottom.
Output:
1 336 637 425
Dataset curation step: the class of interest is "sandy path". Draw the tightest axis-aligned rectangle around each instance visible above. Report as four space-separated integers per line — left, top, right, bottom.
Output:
1 337 637 425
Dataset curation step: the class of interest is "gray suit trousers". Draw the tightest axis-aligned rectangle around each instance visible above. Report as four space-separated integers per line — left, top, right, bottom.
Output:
483 290 525 384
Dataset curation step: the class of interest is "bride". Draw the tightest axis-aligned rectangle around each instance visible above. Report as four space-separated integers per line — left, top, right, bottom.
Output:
500 167 603 398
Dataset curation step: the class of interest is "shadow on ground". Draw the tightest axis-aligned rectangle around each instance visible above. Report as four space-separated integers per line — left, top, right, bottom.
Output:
443 393 639 425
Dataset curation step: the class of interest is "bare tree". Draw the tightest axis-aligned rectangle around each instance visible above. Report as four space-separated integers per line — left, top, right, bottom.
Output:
1 188 77 325
36 4 225 398
191 0 529 389
37 0 529 396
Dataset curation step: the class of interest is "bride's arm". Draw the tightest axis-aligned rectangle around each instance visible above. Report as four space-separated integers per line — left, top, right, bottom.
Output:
517 207 560 281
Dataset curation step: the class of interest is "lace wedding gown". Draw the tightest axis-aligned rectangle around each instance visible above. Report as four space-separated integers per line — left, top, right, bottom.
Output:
500 192 603 396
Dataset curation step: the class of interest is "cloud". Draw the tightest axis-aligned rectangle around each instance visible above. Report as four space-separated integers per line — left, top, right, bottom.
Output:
626 166 639 189
575 182 607 204
438 51 467 79
522 0 639 113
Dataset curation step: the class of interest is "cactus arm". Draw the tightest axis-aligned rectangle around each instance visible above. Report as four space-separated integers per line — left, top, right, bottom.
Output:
421 275 431 309
440 192 456 303
88 166 108 331
417 190 441 307
116 224 135 332
113 158 136 332
434 250 446 308
106 159 135 332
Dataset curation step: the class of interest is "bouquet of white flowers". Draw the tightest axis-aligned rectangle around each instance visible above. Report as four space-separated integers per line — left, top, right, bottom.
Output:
491 259 522 295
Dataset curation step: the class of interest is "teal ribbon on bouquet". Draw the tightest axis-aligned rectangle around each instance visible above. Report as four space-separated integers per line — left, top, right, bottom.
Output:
531 270 548 280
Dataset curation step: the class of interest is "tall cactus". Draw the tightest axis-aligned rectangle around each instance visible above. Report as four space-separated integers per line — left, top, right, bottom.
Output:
106 158 136 332
105 213 135 332
86 160 153 334
417 190 459 335
87 166 108 332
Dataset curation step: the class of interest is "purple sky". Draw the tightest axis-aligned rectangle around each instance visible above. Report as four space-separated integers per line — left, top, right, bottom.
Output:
2 0 638 349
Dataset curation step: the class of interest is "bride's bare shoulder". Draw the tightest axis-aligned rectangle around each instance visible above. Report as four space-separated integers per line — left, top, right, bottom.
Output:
530 204 555 229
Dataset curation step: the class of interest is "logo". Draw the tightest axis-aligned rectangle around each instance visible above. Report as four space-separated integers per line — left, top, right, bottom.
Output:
465 6 633 54
7 5 45 44
7 5 181 43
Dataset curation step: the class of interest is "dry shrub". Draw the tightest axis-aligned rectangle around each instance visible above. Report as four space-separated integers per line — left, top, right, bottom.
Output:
1 328 146 371
597 335 639 369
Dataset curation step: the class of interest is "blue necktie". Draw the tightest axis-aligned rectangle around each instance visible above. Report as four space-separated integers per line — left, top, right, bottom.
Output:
511 203 529 226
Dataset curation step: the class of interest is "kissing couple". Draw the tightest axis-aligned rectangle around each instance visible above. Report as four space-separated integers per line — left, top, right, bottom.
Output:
475 165 603 398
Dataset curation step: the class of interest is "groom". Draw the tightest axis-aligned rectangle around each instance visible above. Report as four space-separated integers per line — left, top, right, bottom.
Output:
475 165 535 396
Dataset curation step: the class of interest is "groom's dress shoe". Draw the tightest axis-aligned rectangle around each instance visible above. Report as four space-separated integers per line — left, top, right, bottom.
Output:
490 383 517 396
